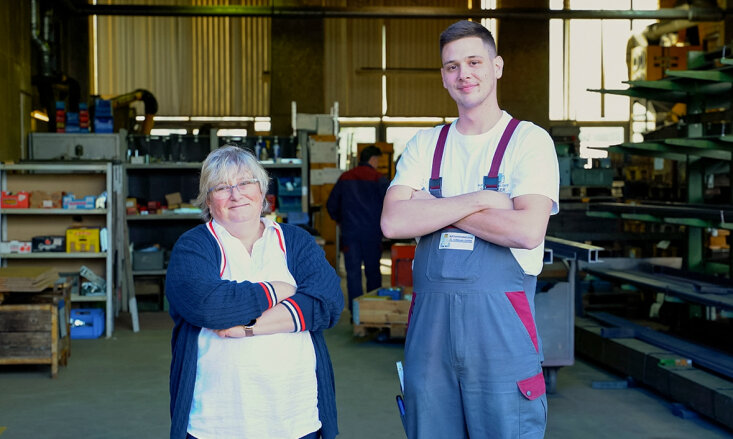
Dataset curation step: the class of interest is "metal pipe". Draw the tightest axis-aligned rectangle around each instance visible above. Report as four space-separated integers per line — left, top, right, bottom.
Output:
72 5 725 21
31 0 52 77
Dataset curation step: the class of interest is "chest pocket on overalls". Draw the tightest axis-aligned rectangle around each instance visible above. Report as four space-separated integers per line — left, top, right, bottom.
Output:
425 229 481 282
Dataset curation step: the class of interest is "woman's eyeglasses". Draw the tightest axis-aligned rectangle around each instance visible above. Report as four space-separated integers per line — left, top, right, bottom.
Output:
208 179 259 200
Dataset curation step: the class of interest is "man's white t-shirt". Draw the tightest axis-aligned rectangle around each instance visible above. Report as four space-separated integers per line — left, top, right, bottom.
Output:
390 111 559 276
188 217 320 439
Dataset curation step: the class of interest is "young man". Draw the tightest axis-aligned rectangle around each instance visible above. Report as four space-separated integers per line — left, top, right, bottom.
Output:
327 145 389 316
381 20 559 438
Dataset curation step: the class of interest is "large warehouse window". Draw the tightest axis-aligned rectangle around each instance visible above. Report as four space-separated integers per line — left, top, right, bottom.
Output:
549 0 658 122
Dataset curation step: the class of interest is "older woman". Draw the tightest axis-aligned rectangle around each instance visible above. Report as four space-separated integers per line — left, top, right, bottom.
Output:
166 145 344 439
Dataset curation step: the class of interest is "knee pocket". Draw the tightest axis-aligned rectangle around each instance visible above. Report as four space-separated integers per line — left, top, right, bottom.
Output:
518 371 547 437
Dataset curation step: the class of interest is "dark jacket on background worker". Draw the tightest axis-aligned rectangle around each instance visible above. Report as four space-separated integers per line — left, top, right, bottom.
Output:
326 146 389 312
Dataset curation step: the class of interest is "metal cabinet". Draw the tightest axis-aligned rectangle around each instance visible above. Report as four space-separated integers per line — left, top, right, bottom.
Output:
28 132 126 161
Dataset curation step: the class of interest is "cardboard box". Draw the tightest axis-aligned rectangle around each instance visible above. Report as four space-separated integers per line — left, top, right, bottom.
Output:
30 191 63 208
165 192 183 209
309 136 338 164
313 210 338 242
66 228 100 252
322 242 338 269
630 45 702 81
0 240 32 253
62 194 96 210
1 191 30 208
32 236 66 252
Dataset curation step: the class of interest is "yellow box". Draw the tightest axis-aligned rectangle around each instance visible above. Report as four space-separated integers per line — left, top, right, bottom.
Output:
66 228 100 252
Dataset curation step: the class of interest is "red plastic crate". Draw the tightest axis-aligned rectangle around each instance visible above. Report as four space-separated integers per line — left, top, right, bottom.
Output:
391 243 416 287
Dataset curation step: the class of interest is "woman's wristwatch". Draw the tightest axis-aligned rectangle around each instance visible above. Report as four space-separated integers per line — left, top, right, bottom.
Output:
243 319 257 337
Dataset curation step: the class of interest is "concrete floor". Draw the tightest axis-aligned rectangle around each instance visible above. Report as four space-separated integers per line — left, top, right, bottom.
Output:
1 272 732 438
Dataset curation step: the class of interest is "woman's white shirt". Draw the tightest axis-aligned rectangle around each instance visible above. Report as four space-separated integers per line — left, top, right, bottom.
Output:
187 218 320 439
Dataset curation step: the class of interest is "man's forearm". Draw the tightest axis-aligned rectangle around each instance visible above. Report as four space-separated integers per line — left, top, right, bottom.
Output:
381 186 514 239
454 195 553 249
381 191 489 239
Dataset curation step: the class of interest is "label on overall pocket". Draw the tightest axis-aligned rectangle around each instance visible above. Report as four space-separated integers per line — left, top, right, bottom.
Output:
438 232 475 251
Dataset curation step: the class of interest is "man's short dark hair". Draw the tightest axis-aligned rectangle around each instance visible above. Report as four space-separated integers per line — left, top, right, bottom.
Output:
440 20 497 57
360 145 382 163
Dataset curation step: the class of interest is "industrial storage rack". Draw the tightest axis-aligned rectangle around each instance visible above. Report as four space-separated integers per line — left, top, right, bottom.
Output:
589 52 733 275
0 162 116 338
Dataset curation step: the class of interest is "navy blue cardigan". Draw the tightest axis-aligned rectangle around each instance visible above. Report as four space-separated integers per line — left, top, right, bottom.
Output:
166 222 344 439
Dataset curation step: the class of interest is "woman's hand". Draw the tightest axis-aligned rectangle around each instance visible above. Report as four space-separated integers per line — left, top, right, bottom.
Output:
214 325 247 338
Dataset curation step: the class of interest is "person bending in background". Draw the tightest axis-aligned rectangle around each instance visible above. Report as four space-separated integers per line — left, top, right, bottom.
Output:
381 20 559 438
326 145 389 317
166 145 344 439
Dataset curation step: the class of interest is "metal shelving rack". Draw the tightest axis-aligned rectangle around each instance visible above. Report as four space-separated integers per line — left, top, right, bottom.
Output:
0 162 116 337
589 52 733 274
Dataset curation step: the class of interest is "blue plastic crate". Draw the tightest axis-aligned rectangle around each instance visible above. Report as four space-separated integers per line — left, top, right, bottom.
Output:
277 177 302 197
70 308 105 339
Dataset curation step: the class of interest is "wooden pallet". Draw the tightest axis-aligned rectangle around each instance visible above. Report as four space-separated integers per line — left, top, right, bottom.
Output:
352 293 411 339
353 322 407 339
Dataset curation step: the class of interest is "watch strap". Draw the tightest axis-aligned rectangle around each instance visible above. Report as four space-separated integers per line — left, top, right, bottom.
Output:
243 318 257 337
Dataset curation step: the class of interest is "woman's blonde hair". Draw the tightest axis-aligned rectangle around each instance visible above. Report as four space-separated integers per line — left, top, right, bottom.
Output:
195 145 270 221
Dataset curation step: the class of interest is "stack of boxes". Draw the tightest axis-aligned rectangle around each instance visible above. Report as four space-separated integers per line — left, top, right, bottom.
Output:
309 135 340 268
55 101 66 133
0 190 104 254
78 102 90 133
94 98 113 134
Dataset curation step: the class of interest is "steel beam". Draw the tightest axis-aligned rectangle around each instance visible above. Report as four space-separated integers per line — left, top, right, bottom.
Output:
588 202 733 222
545 236 602 263
68 5 725 21
583 267 733 311
588 311 733 380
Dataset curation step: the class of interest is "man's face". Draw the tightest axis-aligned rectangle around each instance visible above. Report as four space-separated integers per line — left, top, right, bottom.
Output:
440 36 503 111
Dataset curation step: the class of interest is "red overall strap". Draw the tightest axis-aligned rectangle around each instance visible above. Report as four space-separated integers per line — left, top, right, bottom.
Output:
484 118 520 190
428 124 451 196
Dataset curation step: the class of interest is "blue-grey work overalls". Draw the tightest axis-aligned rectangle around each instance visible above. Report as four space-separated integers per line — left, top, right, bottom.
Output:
404 120 548 438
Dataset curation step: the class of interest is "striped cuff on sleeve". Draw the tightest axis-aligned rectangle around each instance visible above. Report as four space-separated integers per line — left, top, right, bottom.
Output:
259 281 277 308
282 298 306 332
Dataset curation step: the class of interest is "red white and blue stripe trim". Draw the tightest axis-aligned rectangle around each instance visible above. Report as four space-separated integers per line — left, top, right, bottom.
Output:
273 224 286 256
258 281 277 309
206 219 303 329
206 220 227 277
282 297 306 332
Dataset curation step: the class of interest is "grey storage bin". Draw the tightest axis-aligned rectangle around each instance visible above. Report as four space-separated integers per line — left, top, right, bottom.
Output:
132 250 165 271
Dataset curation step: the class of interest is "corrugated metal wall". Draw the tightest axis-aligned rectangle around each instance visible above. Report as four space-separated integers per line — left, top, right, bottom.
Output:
324 0 466 117
384 18 457 117
96 0 270 116
324 18 383 116
96 0 470 117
